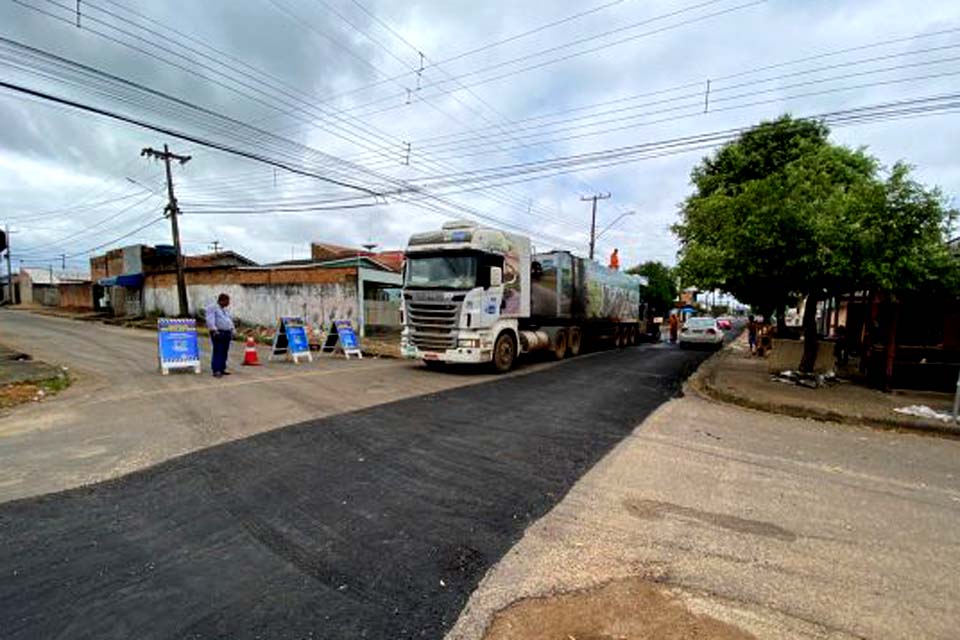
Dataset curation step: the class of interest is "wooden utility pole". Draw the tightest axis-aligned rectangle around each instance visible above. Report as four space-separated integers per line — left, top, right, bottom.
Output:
581 192 611 261
142 144 191 317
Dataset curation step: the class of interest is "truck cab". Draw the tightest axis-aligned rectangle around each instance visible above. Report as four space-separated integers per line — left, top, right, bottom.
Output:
401 221 530 371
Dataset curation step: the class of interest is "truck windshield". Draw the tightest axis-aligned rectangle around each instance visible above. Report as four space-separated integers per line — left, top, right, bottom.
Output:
405 254 478 289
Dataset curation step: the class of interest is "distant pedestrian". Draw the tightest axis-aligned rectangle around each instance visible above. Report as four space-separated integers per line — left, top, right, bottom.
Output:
608 248 620 270
668 313 679 343
747 315 758 354
205 293 235 378
834 325 848 367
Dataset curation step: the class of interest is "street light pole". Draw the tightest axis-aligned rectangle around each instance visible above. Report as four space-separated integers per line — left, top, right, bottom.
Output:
594 211 636 242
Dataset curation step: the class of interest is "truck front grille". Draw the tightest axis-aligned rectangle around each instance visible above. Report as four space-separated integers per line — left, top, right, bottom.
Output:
406 298 462 351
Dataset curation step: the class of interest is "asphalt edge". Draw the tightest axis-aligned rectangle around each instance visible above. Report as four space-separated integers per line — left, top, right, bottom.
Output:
684 339 960 440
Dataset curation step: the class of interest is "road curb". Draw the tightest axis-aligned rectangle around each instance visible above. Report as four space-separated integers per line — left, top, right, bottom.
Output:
684 343 960 440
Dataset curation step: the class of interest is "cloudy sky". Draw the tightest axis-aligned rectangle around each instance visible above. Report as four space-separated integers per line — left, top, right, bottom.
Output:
1 0 958 273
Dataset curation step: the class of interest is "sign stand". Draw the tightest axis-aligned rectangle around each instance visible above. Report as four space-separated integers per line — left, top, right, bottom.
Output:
269 316 313 363
337 319 363 359
319 328 339 355
321 319 363 359
157 318 201 375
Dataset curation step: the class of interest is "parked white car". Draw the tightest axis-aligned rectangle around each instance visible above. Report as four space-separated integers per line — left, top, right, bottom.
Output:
679 317 724 349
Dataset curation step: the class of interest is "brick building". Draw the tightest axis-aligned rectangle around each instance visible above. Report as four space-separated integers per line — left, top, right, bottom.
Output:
90 243 403 336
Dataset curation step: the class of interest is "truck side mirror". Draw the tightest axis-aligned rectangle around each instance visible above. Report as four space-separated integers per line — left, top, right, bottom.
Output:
490 267 503 287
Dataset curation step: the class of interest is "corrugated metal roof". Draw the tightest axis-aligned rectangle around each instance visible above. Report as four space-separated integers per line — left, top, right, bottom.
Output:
20 268 90 285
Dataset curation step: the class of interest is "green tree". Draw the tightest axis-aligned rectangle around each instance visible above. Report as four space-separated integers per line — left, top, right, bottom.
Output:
627 261 677 315
674 115 957 372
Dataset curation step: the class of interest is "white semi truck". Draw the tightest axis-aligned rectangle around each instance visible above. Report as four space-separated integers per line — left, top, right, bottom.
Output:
400 221 648 372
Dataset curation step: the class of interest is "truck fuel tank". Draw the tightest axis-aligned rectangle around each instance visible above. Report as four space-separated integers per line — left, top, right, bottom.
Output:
518 330 550 352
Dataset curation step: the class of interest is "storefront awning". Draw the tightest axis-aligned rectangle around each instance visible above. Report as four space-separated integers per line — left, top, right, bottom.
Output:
98 273 144 287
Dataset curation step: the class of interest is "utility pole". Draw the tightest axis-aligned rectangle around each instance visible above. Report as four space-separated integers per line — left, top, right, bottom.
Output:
209 240 221 254
3 224 12 304
581 192 611 261
142 144 191 317
61 253 66 270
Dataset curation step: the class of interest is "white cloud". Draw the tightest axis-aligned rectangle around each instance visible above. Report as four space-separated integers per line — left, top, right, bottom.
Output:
0 0 958 273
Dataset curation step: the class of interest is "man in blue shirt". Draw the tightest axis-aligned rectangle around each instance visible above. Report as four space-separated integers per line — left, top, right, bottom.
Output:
205 293 235 377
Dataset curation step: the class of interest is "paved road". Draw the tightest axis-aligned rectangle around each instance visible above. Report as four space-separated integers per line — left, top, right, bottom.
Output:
0 310 553 502
0 315 709 639
449 394 960 640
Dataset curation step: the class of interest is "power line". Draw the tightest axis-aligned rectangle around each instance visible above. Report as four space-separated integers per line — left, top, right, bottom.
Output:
334 0 764 120
385 63 960 165
5 8 587 243
388 45 960 156
15 192 159 255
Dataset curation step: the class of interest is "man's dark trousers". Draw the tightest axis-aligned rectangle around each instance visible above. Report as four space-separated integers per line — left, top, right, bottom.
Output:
211 331 232 374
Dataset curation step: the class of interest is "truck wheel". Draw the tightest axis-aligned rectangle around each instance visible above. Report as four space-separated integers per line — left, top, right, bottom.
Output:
567 327 582 357
552 329 567 360
492 332 516 373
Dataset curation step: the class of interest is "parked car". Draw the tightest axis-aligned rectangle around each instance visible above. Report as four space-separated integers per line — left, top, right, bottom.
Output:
679 317 724 349
717 317 733 330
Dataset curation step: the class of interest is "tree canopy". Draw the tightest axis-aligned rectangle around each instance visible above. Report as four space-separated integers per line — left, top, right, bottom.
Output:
673 114 958 370
627 261 677 315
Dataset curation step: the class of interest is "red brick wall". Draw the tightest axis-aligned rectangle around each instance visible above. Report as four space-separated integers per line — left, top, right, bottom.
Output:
145 266 357 289
90 250 124 281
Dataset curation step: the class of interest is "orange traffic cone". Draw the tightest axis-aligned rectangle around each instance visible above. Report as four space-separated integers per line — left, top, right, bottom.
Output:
242 335 261 366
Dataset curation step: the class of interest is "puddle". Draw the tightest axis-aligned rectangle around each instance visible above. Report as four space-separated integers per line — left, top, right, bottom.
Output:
482 576 755 640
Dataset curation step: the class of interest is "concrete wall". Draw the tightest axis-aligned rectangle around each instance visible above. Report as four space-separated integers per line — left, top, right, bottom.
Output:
18 273 34 305
58 283 93 309
33 285 60 307
143 267 360 327
145 282 358 326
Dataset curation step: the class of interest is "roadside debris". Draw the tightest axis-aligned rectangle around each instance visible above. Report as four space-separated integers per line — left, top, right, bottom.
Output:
893 405 955 423
771 369 838 389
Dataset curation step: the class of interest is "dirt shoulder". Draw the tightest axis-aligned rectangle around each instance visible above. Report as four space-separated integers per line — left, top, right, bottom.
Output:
689 334 959 437
0 344 70 411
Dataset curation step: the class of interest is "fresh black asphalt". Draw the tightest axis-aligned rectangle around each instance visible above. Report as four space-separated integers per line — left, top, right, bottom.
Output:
0 344 709 639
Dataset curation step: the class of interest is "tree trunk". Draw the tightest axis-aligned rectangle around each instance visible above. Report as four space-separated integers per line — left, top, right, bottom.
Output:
799 293 820 373
776 302 787 336
884 298 899 391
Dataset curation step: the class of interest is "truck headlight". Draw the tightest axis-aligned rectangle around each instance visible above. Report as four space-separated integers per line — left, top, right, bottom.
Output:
459 338 480 348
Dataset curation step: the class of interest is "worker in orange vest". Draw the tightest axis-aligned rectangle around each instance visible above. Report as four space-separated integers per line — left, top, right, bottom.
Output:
609 248 620 270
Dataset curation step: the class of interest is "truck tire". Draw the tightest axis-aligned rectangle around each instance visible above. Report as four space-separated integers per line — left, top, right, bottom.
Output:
492 332 516 373
552 329 567 360
567 327 582 357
